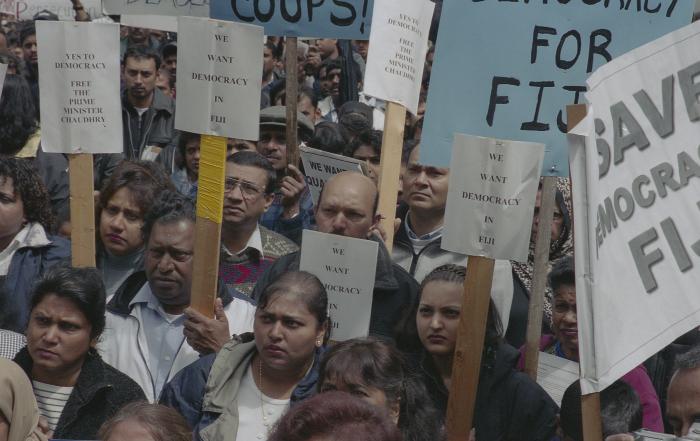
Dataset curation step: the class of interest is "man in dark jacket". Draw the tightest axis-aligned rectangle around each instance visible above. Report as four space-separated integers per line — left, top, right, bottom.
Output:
251 171 419 340
121 46 178 161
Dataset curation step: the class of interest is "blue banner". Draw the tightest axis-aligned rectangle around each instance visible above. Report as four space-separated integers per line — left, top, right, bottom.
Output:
420 0 693 175
210 0 374 39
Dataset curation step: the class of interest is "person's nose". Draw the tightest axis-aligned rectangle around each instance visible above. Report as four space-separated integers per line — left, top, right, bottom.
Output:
157 254 174 273
331 214 347 233
563 308 577 326
429 314 443 331
109 213 125 232
268 321 283 341
42 325 59 345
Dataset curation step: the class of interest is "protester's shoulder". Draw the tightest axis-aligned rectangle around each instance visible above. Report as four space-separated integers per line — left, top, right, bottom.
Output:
260 225 299 256
100 357 147 399
152 87 176 114
45 234 71 256
391 262 420 292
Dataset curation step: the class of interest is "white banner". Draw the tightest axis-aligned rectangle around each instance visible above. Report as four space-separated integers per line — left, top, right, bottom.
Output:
175 16 262 140
571 21 700 394
299 145 366 205
16 0 102 20
442 134 544 262
299 230 378 341
102 0 207 17
37 21 122 154
363 0 433 115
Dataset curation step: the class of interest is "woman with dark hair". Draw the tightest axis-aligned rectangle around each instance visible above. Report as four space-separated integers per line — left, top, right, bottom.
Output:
98 402 191 441
13 265 145 439
97 160 174 298
412 264 558 440
160 271 329 441
169 132 200 196
0 159 70 333
268 391 402 441
317 338 443 441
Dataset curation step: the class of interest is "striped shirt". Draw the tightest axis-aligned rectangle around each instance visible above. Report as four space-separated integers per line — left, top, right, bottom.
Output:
33 381 74 431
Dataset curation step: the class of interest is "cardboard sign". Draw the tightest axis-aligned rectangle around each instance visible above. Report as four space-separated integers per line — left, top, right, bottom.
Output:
420 0 693 174
16 0 102 20
570 21 700 394
443 134 544 262
363 0 433 115
102 0 207 17
299 230 378 341
211 0 374 38
536 352 579 407
175 17 263 140
36 21 122 154
299 145 365 205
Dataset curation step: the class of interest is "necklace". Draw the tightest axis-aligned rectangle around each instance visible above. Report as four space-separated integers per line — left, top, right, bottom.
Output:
258 357 270 428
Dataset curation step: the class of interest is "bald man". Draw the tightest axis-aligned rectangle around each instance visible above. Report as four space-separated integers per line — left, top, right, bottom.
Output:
250 171 419 340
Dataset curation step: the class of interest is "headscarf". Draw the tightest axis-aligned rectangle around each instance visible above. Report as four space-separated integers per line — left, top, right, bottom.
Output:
511 177 574 327
0 358 48 441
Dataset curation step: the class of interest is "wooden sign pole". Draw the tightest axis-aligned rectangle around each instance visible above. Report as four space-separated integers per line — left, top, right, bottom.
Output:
189 135 228 317
285 36 300 168
523 175 557 379
565 103 603 441
376 102 406 253
446 255 495 440
69 154 96 268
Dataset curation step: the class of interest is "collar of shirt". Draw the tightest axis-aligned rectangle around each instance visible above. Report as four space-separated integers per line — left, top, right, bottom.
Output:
130 283 184 324
0 223 51 276
405 212 443 242
221 225 264 259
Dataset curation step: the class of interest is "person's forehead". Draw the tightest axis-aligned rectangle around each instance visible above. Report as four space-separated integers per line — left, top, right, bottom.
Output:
149 220 194 246
125 57 156 71
322 177 375 208
226 163 267 185
22 34 36 44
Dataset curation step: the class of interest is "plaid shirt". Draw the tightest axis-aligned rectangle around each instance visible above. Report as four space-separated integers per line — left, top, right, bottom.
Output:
0 329 26 360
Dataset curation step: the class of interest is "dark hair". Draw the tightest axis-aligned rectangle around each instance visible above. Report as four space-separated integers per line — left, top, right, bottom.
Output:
264 41 279 59
123 46 161 71
298 86 318 108
308 121 347 155
226 150 277 194
0 158 53 230
98 160 174 226
142 191 196 243
30 264 106 338
0 75 38 154
348 129 382 157
560 380 643 441
19 22 35 46
258 271 328 331
177 132 200 170
318 338 444 441
320 57 343 79
339 113 371 142
268 391 402 441
673 344 700 372
548 256 575 294
402 140 419 164
98 402 191 441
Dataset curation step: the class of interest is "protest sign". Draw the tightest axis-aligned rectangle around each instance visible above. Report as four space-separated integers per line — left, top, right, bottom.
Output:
16 0 102 20
120 15 178 33
421 0 693 174
103 0 207 17
299 145 365 205
570 21 700 394
299 229 378 341
443 134 544 262
211 0 374 38
363 0 433 115
176 16 263 140
536 352 580 407
0 0 15 16
36 21 122 154
0 63 7 100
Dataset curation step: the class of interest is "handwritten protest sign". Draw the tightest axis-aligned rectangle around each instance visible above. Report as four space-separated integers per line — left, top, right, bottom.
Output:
443 134 544 262
16 0 102 20
363 0 433 115
299 145 365 205
421 0 693 174
570 21 700 393
211 0 374 38
300 230 378 341
36 21 122 154
103 0 207 17
175 17 263 140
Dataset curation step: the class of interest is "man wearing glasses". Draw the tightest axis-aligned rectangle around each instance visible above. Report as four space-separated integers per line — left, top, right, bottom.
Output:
218 151 298 297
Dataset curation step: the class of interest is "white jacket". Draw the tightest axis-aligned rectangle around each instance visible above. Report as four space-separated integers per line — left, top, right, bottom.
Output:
98 288 256 402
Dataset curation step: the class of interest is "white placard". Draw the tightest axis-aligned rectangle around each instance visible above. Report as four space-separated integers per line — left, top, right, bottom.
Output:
16 0 102 20
36 21 122 154
442 134 544 262
363 0 433 115
536 352 580 407
120 14 178 33
0 63 7 101
102 0 207 17
571 20 700 394
300 145 366 205
176 17 262 140
299 230 378 341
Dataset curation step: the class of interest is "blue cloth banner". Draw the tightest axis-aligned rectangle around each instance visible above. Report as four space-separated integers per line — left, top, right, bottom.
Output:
420 0 693 175
210 0 375 39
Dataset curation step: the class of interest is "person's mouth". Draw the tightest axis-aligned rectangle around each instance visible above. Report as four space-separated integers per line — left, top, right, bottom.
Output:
153 277 177 287
106 233 124 244
35 348 58 359
427 334 448 344
560 328 578 339
264 344 287 357
410 192 430 198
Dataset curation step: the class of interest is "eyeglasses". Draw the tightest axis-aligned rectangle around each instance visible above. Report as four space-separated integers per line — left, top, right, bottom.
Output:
224 177 265 198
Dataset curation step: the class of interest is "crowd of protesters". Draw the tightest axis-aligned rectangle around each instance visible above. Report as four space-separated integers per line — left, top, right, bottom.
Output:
1 4 700 441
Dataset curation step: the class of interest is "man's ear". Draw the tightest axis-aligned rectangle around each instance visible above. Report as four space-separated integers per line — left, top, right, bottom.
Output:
371 213 382 229
263 193 275 211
